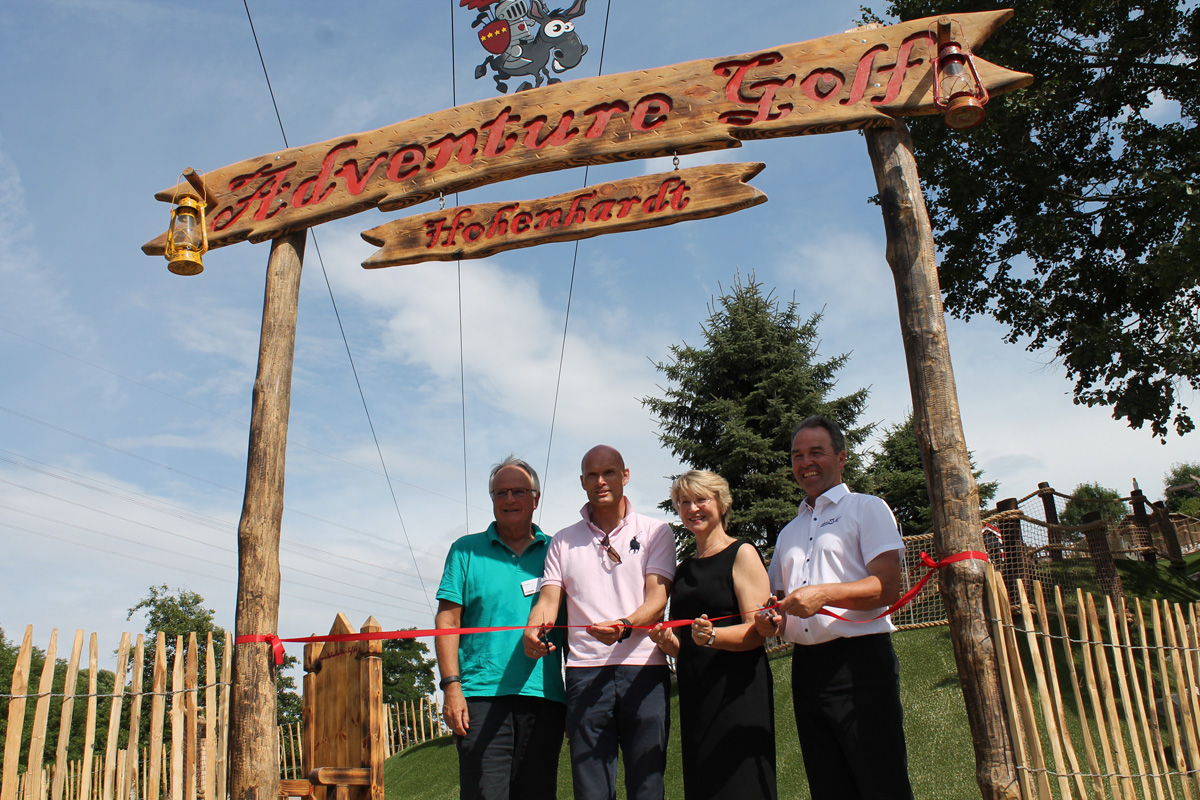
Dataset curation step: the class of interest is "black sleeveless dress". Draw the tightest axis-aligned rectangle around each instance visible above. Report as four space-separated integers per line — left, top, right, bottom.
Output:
670 540 777 800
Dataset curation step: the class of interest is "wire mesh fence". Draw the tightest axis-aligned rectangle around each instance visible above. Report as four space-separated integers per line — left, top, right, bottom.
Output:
893 485 1200 631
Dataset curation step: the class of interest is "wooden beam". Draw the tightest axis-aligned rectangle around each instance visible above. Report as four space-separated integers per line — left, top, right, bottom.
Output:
864 122 1020 799
360 162 766 268
230 230 306 800
143 10 1029 256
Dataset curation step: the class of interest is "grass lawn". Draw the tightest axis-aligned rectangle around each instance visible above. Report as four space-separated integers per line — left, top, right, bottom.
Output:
384 626 977 799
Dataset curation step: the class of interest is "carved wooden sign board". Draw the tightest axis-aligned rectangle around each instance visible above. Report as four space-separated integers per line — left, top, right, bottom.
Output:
142 10 1029 268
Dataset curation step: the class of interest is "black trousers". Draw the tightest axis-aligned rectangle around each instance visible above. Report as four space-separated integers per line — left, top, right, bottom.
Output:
790 633 914 800
456 695 566 800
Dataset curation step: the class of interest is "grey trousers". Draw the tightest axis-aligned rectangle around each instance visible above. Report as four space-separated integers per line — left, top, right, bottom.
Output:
564 664 671 800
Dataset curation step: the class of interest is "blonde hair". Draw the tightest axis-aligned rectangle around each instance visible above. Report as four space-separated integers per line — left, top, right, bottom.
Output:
670 470 733 522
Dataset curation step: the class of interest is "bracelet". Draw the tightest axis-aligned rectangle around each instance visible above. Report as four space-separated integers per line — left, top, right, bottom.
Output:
703 630 717 647
439 675 461 690
618 618 633 642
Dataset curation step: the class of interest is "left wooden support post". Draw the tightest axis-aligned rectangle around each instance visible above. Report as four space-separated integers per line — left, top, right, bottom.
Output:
230 230 306 800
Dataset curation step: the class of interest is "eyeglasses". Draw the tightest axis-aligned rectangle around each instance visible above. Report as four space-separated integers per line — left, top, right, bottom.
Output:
491 488 534 500
677 496 714 509
599 532 622 565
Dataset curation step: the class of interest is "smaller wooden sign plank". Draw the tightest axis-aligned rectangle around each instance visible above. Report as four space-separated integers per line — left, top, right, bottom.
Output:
360 162 766 269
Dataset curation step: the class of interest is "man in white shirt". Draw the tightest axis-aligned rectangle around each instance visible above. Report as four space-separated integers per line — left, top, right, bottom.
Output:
756 416 914 800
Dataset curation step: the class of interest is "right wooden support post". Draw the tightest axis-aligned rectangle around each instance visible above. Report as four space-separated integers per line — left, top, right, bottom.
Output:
865 122 1020 799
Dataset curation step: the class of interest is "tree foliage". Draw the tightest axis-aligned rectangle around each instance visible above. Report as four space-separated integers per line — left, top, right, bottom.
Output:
381 636 436 706
127 584 301 726
643 273 869 554
874 0 1200 438
127 584 224 693
1060 482 1129 529
863 414 999 537
1163 461 1200 516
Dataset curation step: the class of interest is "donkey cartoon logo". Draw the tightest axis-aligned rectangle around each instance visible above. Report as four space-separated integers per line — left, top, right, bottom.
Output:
464 0 589 93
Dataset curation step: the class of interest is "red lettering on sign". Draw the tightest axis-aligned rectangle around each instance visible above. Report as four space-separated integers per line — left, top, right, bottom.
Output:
464 223 485 242
583 101 630 138
535 209 563 229
870 32 933 106
614 197 640 217
337 152 389 195
488 204 520 237
799 69 845 102
482 108 522 158
565 191 596 226
423 217 449 248
213 163 296 230
841 45 888 106
642 177 691 214
588 200 616 222
437 208 475 246
631 94 672 131
714 54 795 126
427 131 479 173
670 180 690 211
523 113 579 150
513 212 533 233
387 146 426 182
294 141 357 208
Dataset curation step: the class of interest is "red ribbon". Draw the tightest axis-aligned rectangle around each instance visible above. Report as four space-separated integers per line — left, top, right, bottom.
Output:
238 550 986 664
815 549 988 622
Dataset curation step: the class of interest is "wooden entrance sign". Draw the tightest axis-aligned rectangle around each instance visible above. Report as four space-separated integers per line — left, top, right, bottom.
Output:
360 162 766 268
142 9 1034 799
141 10 1029 259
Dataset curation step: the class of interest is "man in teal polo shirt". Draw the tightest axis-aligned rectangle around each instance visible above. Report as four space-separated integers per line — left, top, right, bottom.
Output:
435 456 566 800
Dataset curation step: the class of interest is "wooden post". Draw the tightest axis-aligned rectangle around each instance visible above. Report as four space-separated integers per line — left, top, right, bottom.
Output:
1130 488 1158 565
995 499 1028 590
1082 510 1124 598
865 122 1019 799
1152 501 1187 571
1038 482 1064 562
230 230 306 800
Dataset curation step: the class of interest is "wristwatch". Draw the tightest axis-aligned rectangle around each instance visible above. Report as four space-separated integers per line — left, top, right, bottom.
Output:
618 618 633 642
439 675 461 690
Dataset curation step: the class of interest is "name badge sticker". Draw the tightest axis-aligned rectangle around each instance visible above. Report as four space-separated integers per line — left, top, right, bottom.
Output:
521 578 539 597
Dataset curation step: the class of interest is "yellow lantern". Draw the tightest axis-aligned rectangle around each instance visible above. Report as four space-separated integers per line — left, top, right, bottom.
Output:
931 17 989 130
165 191 208 275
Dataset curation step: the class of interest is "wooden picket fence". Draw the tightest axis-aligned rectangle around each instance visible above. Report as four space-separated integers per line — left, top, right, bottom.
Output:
1 627 231 800
1 624 451 799
991 567 1200 799
277 698 446 780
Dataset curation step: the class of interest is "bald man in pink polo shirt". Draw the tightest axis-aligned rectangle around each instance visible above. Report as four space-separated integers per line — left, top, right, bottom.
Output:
524 445 676 800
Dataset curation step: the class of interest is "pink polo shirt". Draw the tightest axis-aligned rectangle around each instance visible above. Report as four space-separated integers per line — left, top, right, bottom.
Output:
542 501 677 667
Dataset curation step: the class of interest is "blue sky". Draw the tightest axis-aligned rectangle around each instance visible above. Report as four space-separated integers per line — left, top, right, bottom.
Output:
1 0 1194 663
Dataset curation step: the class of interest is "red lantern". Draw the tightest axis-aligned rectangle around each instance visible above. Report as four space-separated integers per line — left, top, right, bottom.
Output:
931 17 989 130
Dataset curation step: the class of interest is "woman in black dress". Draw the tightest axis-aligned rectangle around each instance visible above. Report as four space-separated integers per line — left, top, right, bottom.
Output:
649 470 777 800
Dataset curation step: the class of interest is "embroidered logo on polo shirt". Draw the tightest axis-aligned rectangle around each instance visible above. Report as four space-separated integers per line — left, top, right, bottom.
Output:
819 515 842 528
629 536 641 553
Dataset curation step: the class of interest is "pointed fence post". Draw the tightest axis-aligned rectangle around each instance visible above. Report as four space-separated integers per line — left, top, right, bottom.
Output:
230 230 306 800
865 121 1019 799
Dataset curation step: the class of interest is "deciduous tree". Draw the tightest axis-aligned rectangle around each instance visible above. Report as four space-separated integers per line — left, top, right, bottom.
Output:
127 585 302 725
642 273 869 553
381 636 436 706
864 414 999 537
1163 461 1200 517
1060 482 1128 531
872 0 1200 438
